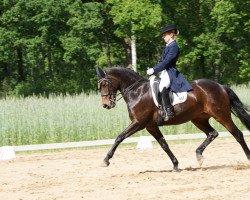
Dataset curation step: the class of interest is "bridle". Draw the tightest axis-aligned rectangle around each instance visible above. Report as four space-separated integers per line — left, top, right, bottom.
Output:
98 72 117 106
98 71 146 105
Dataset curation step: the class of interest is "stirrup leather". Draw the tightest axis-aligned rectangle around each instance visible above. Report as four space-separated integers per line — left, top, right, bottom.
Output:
157 106 165 126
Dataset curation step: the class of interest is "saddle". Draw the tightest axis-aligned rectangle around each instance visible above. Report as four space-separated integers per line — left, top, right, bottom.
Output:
149 75 188 108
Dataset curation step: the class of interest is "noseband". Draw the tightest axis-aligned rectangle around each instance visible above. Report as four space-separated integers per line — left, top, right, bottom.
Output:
98 73 116 105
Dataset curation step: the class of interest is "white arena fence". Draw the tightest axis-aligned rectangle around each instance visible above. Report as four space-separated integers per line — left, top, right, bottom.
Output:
10 130 250 152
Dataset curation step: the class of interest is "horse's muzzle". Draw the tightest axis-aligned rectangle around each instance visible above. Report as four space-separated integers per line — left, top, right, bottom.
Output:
103 102 115 109
103 104 111 109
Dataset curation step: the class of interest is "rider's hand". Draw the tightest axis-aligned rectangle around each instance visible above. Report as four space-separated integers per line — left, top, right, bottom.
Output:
147 68 154 76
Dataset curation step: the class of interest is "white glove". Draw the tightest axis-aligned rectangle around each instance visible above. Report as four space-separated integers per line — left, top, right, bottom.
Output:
147 68 154 76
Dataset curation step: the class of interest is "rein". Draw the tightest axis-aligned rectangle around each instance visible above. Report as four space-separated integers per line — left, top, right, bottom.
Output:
116 77 145 102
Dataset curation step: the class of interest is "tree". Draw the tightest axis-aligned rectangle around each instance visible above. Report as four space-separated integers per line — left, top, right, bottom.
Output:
61 0 105 92
106 0 162 71
0 0 106 96
0 0 249 97
164 0 250 84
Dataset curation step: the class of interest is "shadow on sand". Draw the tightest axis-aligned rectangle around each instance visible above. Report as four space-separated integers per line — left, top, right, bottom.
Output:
139 163 250 174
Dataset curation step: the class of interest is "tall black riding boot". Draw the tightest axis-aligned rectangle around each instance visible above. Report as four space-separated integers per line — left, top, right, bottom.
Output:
162 87 174 118
157 87 174 126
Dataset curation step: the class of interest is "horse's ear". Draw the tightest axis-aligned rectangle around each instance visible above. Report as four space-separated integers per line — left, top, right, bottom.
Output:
96 66 105 79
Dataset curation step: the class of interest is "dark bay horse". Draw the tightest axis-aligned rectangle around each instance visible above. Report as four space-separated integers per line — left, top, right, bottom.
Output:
96 66 250 171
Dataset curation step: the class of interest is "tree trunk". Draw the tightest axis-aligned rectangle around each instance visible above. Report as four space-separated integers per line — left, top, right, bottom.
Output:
131 34 137 72
122 38 132 67
17 47 25 82
214 62 219 82
47 45 53 76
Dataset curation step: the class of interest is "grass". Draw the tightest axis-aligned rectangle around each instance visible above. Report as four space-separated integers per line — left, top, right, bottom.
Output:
0 85 249 146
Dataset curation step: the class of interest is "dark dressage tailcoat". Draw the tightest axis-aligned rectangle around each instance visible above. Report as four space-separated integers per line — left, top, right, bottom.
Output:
153 40 192 92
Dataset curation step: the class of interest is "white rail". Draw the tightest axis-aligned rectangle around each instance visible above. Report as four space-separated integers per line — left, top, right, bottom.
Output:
11 131 250 152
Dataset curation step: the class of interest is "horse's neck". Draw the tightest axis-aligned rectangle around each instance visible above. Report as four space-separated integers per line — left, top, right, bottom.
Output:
118 77 149 104
120 79 138 91
110 74 138 92
108 69 147 100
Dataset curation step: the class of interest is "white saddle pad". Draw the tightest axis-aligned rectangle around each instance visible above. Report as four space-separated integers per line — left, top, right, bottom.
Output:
149 75 187 107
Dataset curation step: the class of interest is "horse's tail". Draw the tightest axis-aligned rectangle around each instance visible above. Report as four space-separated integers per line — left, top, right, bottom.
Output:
224 86 250 131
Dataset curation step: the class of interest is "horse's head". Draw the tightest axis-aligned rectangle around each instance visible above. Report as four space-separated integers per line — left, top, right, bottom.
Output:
96 67 117 109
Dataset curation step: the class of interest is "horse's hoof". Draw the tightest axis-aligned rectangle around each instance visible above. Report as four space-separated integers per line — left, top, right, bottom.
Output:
173 166 181 172
197 155 204 166
101 159 110 167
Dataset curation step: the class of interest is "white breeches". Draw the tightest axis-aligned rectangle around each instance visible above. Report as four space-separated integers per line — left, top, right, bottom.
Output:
159 70 170 92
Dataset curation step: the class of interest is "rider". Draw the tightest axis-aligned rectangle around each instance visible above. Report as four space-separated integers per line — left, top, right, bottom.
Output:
147 24 192 124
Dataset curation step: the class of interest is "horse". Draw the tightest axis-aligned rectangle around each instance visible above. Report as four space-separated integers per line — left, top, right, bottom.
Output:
96 66 250 171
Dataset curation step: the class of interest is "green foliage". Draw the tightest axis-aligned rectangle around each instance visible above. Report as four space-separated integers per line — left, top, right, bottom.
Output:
177 0 249 84
107 0 162 38
0 0 249 96
0 0 103 96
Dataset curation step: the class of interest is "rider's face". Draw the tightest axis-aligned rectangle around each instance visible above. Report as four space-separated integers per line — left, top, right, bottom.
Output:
162 32 174 44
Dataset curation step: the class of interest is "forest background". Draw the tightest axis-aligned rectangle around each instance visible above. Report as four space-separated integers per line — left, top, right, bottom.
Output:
0 0 249 97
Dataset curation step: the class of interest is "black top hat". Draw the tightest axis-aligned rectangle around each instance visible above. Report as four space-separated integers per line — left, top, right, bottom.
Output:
161 24 178 35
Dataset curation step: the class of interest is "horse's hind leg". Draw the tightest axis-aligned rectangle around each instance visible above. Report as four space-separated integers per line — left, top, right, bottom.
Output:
191 118 219 166
217 117 250 160
146 125 179 171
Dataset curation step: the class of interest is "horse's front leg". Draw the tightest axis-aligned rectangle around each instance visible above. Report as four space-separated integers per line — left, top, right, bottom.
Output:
102 120 144 167
146 125 180 172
